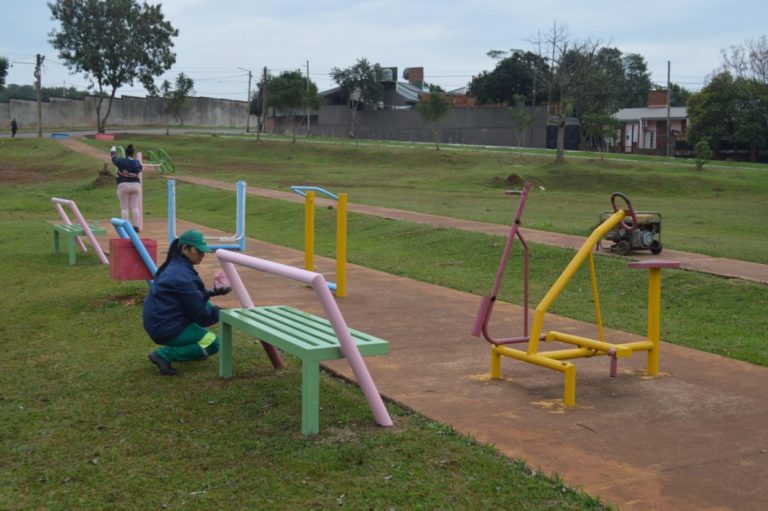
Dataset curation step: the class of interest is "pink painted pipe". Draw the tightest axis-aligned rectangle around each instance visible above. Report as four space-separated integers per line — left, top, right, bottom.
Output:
215 249 393 428
217 259 284 369
51 197 109 265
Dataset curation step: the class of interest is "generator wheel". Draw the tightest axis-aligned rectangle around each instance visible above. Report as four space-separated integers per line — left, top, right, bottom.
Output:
616 240 631 256
650 240 663 255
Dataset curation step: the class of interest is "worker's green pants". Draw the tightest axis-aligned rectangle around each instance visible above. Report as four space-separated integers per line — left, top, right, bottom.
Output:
154 323 220 362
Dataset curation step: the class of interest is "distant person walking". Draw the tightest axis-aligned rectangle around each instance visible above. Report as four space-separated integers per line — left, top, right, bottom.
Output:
10 118 18 138
111 144 143 231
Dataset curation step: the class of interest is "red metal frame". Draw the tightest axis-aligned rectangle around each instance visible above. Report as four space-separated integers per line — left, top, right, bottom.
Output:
471 182 545 345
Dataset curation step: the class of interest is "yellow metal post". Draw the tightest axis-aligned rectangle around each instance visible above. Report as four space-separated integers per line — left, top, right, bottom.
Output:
588 252 605 342
336 193 348 297
564 365 576 406
304 191 315 271
528 209 626 354
491 347 502 379
646 267 662 376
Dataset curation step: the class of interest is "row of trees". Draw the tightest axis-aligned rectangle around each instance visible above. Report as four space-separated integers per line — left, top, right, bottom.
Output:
687 36 768 161
248 58 452 148
0 83 89 102
17 1 767 160
469 23 695 161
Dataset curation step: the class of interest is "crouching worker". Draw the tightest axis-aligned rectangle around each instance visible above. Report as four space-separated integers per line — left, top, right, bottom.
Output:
143 229 232 375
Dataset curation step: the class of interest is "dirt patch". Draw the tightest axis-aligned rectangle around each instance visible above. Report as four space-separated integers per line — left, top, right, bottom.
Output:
489 173 527 188
92 163 115 188
0 168 46 184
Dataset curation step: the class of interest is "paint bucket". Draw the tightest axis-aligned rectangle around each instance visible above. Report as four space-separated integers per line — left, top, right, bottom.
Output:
109 238 157 280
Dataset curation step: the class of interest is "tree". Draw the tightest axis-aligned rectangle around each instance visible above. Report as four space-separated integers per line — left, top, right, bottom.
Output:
330 58 383 138
669 83 692 106
620 53 653 108
508 94 536 147
582 113 620 159
250 68 271 140
161 73 194 134
415 87 451 150
688 70 768 161
0 57 8 91
719 35 768 160
267 70 321 143
0 83 89 102
469 50 549 106
694 140 713 169
687 72 738 153
48 0 178 133
533 22 607 163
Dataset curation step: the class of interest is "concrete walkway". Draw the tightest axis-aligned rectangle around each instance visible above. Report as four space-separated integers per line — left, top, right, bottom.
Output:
98 218 767 511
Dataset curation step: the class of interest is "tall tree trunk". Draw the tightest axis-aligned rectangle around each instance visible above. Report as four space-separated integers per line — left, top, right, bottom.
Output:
349 100 358 138
556 116 566 163
95 96 105 133
99 89 118 134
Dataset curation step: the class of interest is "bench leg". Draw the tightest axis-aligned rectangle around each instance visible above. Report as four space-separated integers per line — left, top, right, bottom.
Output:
66 234 77 266
219 322 233 378
53 230 61 255
301 360 320 435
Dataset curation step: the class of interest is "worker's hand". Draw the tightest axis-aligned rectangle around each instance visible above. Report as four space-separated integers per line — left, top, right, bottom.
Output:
213 270 230 290
206 287 231 297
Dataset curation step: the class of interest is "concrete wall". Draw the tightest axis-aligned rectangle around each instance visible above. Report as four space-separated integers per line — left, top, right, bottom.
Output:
2 94 548 148
1 95 253 131
300 105 549 148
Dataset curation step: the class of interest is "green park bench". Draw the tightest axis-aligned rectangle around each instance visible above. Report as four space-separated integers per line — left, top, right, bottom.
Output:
52 223 107 266
219 305 390 435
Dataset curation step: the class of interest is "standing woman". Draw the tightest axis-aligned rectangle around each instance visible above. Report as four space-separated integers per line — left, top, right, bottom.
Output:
10 118 18 138
111 144 143 231
143 230 230 376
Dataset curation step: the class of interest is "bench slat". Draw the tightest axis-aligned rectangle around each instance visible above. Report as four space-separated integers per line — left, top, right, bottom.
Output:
53 223 106 235
255 308 341 347
221 306 389 361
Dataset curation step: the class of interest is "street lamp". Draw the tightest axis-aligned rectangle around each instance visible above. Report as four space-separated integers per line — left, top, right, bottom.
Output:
237 67 253 133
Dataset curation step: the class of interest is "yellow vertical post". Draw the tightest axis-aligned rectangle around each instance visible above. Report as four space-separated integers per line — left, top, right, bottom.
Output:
490 347 502 379
304 191 315 271
564 365 576 406
588 252 605 342
646 268 662 376
527 209 626 355
336 193 348 297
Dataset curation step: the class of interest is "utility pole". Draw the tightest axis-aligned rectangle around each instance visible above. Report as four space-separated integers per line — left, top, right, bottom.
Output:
238 67 253 133
35 54 45 138
306 60 311 136
261 66 268 136
666 60 671 158
246 70 252 133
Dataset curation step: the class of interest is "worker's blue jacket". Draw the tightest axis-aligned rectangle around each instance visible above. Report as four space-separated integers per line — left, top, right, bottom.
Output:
143 254 219 344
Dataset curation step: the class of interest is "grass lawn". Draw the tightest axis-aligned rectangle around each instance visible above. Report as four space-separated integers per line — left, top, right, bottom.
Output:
81 134 768 264
2 134 766 509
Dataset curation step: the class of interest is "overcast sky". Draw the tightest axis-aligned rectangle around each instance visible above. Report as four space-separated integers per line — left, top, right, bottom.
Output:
4 1 767 101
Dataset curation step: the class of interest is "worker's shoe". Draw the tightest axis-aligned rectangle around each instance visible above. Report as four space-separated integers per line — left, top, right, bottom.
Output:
148 351 177 376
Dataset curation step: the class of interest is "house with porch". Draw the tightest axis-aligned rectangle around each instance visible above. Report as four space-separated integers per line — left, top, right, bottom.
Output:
613 90 688 155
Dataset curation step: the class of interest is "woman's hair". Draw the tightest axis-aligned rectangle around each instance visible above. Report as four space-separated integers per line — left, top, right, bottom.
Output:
155 238 181 277
126 144 135 157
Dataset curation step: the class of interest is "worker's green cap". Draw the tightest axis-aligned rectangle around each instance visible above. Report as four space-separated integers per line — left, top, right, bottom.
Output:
179 229 211 253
